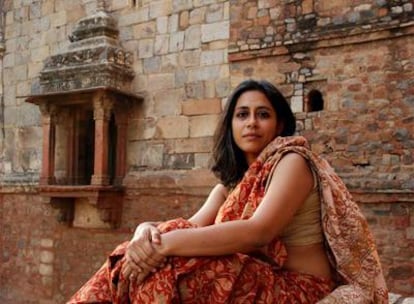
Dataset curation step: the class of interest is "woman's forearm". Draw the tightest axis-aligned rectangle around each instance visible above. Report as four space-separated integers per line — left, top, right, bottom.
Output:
158 219 266 257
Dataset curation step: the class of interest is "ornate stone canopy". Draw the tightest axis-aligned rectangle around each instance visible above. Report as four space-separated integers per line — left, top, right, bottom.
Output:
36 7 135 95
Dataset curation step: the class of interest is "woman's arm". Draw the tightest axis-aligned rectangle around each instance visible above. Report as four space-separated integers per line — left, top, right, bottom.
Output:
123 183 228 276
188 183 228 227
157 153 314 257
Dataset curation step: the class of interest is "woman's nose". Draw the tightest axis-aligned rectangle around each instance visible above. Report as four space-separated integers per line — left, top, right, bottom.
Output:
246 114 257 127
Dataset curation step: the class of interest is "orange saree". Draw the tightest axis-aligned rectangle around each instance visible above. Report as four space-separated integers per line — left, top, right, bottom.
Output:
68 136 388 304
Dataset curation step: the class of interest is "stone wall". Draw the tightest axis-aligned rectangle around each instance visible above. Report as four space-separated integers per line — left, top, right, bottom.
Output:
0 0 230 178
229 0 413 55
0 0 413 302
118 0 230 172
0 187 207 302
360 202 414 294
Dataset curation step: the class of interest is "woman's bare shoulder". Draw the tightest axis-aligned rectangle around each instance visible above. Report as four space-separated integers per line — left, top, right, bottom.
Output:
213 183 229 199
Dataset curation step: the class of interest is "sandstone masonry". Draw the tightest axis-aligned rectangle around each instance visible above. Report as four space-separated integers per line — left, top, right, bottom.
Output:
0 0 413 302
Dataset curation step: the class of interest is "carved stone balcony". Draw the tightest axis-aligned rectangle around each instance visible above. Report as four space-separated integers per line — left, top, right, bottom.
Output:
25 6 141 228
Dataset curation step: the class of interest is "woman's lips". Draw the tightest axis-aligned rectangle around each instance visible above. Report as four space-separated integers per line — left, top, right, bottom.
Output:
243 134 261 140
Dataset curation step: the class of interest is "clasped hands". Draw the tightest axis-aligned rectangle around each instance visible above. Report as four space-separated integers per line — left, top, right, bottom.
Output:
122 222 166 284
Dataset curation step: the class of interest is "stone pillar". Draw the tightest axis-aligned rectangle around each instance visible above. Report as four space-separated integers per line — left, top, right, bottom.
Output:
66 108 80 184
39 104 57 185
114 106 128 186
91 91 112 186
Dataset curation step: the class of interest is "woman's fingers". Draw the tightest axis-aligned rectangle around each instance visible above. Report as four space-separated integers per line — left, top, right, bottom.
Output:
123 258 152 282
124 223 164 284
126 224 165 275
135 272 148 284
132 245 161 271
133 223 162 248
126 239 165 272
131 268 151 284
150 228 161 244
122 261 138 279
134 223 160 243
138 238 160 262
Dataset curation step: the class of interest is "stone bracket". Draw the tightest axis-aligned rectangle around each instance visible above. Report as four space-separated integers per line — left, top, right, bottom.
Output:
40 185 124 229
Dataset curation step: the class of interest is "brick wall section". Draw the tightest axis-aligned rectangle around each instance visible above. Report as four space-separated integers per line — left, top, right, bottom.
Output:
0 192 130 303
359 202 414 295
0 181 211 303
229 0 414 54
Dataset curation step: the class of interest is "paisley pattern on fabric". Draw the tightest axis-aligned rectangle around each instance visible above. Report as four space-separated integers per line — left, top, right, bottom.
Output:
68 136 388 304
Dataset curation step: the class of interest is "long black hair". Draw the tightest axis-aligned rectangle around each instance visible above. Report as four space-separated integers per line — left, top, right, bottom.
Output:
210 79 296 188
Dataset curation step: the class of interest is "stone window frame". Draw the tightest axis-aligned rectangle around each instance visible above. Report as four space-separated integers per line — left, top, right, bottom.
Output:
26 88 138 229
304 88 325 113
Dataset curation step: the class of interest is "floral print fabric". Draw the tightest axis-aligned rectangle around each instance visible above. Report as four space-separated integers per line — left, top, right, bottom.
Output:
69 219 331 303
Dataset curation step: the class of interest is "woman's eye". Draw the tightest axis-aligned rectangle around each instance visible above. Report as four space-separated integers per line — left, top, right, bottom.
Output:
235 111 249 119
257 111 270 119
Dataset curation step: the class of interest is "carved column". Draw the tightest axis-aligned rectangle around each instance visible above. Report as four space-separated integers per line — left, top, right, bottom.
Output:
91 91 113 185
39 104 57 185
65 108 80 184
114 105 129 186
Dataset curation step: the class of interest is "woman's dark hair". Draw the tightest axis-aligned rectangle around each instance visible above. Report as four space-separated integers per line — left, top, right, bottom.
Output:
211 79 296 188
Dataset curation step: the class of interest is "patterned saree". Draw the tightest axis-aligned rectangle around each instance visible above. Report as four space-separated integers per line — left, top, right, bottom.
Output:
68 136 388 304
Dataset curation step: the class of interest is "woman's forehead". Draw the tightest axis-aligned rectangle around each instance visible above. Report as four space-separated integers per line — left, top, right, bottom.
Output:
235 90 272 107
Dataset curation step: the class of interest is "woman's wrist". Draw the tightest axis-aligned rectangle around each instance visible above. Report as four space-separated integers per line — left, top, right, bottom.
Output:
155 235 170 256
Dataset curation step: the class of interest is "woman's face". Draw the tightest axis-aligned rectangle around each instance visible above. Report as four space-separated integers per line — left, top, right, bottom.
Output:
231 90 279 165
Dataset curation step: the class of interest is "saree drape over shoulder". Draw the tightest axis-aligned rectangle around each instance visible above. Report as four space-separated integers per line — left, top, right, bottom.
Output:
68 136 388 304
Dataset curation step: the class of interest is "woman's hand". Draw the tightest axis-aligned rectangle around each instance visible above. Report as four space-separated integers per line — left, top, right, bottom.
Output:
126 235 166 272
121 257 151 284
122 222 166 282
133 222 162 245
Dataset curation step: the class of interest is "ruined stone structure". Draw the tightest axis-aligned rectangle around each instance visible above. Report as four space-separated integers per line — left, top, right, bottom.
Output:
0 0 413 302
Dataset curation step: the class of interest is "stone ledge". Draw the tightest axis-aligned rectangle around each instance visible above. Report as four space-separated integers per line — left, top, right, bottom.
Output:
389 293 414 304
229 22 414 62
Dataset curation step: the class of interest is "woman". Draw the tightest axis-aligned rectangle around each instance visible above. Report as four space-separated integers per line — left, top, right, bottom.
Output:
69 80 388 303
